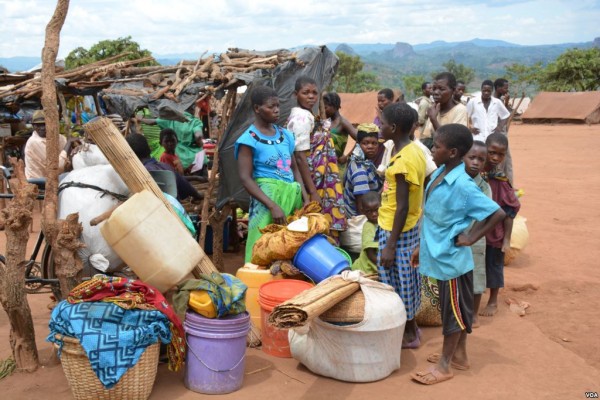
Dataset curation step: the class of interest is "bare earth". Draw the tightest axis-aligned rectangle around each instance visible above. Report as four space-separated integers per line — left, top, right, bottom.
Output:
1 123 599 399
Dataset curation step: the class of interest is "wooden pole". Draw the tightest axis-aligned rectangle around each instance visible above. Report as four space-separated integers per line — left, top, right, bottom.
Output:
57 92 71 137
41 0 83 298
0 159 39 372
507 92 526 130
198 88 235 251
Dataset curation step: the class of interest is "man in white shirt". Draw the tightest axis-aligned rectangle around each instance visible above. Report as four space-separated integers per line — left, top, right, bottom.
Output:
24 110 69 180
466 80 510 143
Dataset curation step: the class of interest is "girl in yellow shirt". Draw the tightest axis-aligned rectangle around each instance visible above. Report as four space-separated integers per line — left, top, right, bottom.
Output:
378 103 427 349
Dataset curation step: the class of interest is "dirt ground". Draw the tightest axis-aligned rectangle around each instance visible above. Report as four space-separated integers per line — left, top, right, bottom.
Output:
1 123 599 399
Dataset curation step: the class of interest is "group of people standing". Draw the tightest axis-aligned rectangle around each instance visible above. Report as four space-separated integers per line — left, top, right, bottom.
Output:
235 72 520 385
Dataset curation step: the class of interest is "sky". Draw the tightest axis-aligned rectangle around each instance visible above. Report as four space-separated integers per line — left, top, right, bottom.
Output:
0 0 598 58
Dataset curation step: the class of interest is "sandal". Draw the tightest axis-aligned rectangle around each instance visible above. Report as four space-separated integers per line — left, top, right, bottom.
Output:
411 366 454 385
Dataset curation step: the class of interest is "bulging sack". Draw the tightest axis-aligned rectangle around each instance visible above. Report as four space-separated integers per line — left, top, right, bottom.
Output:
58 165 129 273
289 271 406 382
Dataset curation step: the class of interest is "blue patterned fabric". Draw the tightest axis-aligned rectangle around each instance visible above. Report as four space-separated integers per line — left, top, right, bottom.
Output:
377 225 421 319
47 301 171 389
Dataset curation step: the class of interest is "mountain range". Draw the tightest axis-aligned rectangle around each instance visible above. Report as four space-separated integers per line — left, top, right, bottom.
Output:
2 38 597 89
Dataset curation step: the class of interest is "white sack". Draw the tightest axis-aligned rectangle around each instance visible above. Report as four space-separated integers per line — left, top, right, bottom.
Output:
58 165 129 273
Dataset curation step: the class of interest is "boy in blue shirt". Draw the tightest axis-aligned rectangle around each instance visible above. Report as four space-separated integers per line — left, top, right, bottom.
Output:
410 124 505 385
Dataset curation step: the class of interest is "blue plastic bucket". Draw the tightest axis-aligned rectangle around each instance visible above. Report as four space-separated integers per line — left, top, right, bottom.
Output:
184 310 250 394
293 234 351 283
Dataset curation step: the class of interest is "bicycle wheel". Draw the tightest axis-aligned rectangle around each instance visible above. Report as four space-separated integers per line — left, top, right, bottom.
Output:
42 244 63 300
24 261 47 294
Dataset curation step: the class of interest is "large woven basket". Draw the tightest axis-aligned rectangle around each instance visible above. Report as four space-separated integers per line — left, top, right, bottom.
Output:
319 290 365 323
53 335 159 400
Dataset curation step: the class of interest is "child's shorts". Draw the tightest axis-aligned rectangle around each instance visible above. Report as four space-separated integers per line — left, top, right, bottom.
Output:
438 271 473 336
485 245 505 289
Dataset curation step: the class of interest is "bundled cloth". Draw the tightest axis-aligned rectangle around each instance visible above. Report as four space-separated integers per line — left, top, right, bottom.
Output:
251 202 330 266
65 275 185 372
172 273 247 319
48 300 171 389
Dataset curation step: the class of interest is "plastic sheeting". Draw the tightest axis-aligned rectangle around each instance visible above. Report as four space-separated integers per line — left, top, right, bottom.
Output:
217 46 339 210
100 81 207 120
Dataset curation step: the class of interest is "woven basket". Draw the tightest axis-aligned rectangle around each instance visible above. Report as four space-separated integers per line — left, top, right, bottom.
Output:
415 276 442 327
319 290 365 323
53 335 159 400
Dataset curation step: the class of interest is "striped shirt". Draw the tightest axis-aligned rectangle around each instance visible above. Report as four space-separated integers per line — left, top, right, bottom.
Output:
343 155 383 217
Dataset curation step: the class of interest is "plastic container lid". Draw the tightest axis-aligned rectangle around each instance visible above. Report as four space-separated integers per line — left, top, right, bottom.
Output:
258 279 312 310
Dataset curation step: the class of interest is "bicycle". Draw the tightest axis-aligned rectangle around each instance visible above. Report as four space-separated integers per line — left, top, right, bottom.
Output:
0 167 62 300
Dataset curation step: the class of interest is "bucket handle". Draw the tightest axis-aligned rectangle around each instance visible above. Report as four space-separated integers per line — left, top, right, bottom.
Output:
186 337 245 373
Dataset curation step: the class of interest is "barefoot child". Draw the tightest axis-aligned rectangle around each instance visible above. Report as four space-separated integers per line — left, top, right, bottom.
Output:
287 76 347 234
351 191 381 275
463 141 492 327
479 133 521 317
236 86 303 262
378 102 426 349
410 124 505 385
159 128 184 174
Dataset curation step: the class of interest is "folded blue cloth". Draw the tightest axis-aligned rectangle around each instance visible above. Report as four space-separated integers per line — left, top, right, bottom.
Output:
47 301 171 389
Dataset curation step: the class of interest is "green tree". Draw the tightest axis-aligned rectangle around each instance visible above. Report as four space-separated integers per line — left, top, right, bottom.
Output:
331 51 379 93
435 59 475 85
505 62 543 96
538 47 600 91
65 36 157 69
402 74 427 100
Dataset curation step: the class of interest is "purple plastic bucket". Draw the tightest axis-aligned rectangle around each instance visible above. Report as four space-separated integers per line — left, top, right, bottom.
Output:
184 310 250 394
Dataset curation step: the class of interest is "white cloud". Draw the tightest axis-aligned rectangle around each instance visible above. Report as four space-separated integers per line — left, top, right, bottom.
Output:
0 0 597 58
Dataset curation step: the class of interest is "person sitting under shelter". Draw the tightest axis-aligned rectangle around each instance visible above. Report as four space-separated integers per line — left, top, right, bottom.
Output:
137 109 204 169
126 133 203 202
24 110 72 180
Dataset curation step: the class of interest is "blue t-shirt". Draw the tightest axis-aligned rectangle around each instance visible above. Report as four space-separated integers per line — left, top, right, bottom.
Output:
234 124 295 183
419 163 500 281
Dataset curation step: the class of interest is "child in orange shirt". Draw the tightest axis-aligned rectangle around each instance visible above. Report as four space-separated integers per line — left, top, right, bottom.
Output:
159 128 184 174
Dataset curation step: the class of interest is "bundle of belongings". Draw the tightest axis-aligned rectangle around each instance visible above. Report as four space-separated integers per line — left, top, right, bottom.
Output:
172 272 248 320
47 275 185 389
250 202 330 267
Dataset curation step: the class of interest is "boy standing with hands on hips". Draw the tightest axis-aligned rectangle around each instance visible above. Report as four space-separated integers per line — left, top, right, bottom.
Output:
410 124 505 385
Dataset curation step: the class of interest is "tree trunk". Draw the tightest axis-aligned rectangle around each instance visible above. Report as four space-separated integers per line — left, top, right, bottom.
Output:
0 159 39 372
41 1 82 296
53 213 85 299
209 203 232 272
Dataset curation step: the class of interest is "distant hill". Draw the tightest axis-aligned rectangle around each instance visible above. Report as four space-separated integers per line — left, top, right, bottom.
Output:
328 38 594 90
0 57 41 73
3 37 595 91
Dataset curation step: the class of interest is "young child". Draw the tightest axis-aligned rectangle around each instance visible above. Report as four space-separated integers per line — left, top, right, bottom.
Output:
339 123 383 256
479 132 521 317
463 141 492 327
410 124 505 385
159 128 184 174
351 191 381 275
378 102 426 349
187 133 207 178
287 76 347 234
236 86 303 262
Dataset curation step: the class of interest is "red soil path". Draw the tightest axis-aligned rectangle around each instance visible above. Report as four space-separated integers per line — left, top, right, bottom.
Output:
1 123 599 399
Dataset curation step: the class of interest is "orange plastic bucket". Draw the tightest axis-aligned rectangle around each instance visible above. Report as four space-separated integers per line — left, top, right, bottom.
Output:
258 280 312 357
